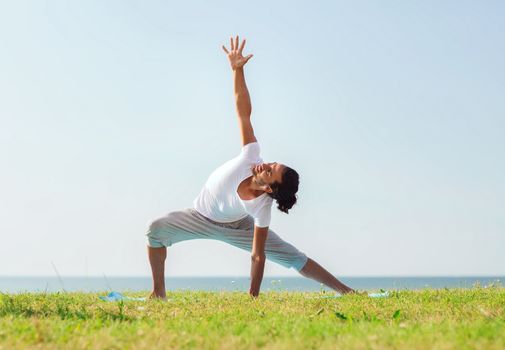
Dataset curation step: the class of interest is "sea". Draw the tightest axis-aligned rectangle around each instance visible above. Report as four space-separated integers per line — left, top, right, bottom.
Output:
0 276 502 294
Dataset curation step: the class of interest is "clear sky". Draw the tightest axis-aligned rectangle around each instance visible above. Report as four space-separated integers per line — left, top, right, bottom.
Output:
1 1 504 277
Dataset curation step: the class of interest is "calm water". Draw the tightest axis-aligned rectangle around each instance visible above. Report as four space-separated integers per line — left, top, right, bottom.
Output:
0 276 502 293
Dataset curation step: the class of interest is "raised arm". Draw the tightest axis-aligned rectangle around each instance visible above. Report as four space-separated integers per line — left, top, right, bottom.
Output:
222 35 257 146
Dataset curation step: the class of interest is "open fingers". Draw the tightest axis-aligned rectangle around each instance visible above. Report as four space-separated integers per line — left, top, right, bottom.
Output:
227 35 247 54
238 39 246 55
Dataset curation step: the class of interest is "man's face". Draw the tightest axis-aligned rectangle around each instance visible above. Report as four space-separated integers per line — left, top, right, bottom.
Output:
251 162 286 188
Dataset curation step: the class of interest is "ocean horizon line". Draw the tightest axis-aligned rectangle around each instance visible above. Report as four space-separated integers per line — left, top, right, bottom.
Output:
0 274 505 278
1 275 503 279
1 276 503 293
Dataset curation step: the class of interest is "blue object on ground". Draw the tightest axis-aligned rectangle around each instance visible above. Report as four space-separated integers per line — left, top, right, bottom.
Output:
99 291 146 302
368 291 389 298
320 291 390 299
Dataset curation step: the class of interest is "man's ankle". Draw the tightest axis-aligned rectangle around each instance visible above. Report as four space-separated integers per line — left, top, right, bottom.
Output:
150 289 166 299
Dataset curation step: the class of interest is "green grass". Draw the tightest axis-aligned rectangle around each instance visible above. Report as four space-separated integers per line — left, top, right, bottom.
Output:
1 287 504 349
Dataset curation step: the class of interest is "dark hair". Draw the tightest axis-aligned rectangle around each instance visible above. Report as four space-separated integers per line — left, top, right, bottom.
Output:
268 166 299 214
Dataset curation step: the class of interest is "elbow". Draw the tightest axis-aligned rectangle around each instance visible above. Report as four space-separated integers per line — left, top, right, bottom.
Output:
236 102 252 118
237 111 252 120
234 90 249 98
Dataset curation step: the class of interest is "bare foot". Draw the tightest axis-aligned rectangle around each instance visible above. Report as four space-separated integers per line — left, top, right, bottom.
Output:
339 287 356 295
349 290 368 296
149 290 167 300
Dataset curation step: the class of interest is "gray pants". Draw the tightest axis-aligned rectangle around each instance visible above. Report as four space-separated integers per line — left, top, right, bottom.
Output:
146 208 308 271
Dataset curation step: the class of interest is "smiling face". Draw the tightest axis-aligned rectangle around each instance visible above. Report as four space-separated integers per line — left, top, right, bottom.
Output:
251 162 287 190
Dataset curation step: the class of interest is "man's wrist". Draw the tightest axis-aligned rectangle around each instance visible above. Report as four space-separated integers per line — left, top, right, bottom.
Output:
251 254 266 263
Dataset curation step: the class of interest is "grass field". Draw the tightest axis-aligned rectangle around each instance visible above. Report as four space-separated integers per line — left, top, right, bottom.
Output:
1 287 504 349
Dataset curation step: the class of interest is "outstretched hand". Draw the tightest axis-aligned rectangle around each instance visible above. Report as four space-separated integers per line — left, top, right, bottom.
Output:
249 284 261 298
222 35 253 70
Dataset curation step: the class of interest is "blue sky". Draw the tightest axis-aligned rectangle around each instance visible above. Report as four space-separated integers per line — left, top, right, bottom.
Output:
1 1 503 277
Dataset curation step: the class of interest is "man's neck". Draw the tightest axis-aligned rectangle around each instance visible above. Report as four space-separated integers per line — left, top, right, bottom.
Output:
247 176 265 193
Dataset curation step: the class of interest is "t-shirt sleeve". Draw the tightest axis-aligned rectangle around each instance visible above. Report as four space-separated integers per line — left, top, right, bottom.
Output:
241 142 261 161
254 203 272 228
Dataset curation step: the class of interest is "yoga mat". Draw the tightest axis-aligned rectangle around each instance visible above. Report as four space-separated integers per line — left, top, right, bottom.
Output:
99 291 146 302
320 291 390 299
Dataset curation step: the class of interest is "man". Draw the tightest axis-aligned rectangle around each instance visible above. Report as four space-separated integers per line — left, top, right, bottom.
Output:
146 35 354 299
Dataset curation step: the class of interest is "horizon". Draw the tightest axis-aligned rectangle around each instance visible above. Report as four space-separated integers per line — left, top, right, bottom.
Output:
2 274 504 278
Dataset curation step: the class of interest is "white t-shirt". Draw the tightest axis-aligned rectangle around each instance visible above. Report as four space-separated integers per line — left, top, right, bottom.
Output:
193 142 274 228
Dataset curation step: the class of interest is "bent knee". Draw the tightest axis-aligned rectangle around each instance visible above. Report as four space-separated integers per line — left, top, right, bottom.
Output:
145 212 185 247
146 211 180 233
145 218 171 248
146 217 167 233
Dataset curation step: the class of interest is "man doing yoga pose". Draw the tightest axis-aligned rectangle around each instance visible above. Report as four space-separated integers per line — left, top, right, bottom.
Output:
146 35 354 299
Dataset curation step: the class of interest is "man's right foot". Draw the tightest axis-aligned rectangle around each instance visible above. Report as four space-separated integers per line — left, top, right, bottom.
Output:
149 290 167 300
